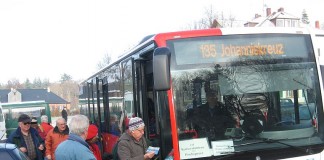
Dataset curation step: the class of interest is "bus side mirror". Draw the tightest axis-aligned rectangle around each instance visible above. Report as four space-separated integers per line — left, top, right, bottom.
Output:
153 47 171 91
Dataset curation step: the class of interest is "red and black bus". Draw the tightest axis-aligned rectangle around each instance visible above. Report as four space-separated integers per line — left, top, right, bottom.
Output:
80 27 324 160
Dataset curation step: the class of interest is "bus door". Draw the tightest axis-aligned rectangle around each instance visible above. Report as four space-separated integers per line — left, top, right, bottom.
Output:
100 76 119 155
121 57 149 140
95 77 103 132
102 63 124 155
134 52 173 159
87 81 96 123
134 56 153 137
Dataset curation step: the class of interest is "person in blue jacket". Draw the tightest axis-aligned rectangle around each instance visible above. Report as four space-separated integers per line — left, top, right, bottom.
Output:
7 114 45 160
55 114 96 160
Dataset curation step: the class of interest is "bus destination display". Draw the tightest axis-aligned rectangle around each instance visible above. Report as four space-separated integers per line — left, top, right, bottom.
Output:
172 35 309 65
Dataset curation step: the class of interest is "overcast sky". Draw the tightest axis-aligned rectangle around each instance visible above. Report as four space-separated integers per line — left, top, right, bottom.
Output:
0 0 323 84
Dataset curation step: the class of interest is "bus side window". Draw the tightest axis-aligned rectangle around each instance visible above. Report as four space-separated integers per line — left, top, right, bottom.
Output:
0 108 4 122
148 98 157 137
109 114 121 136
41 109 45 116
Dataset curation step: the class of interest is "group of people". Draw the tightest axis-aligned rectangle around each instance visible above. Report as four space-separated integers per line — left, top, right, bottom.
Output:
6 113 155 160
4 88 233 160
6 114 99 160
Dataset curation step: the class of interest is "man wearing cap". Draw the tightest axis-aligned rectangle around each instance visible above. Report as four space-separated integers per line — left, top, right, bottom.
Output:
7 114 45 160
30 117 46 140
117 117 155 160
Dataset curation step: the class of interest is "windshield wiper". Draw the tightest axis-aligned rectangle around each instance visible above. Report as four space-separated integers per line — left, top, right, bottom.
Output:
235 138 314 155
213 138 314 160
264 139 313 154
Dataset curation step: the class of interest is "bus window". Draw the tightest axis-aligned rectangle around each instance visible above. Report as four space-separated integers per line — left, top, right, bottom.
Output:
0 106 5 140
11 107 44 120
2 101 51 137
124 91 134 118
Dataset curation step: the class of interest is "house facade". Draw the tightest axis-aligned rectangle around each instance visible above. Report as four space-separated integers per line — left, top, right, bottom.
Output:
244 7 300 27
0 88 69 117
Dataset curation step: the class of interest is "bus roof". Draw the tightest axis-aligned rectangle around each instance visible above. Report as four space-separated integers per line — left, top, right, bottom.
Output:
81 27 321 84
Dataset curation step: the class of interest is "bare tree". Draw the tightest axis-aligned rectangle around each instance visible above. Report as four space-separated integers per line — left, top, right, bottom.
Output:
97 53 112 70
185 5 238 30
6 78 22 89
50 78 79 114
223 13 237 28
186 5 219 30
202 5 218 28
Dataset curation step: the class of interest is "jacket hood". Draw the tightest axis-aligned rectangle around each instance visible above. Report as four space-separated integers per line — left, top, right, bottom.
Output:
53 125 69 135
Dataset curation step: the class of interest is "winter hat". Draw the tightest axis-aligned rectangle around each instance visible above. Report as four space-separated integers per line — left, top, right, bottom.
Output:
86 124 98 140
31 117 38 124
18 114 32 123
128 117 145 131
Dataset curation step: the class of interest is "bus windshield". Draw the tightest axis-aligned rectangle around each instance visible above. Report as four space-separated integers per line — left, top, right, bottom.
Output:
168 33 323 159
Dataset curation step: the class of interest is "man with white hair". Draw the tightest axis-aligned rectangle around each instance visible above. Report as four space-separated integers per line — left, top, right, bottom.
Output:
55 114 95 160
40 115 53 139
45 117 69 160
117 117 155 160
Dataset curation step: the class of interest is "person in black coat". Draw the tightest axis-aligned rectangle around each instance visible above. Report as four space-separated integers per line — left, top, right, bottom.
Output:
7 114 45 160
61 107 68 122
193 91 236 140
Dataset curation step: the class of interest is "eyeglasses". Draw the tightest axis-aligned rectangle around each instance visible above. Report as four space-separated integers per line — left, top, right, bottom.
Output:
23 122 31 125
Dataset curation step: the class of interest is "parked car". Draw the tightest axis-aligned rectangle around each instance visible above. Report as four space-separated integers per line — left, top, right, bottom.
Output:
0 143 29 160
280 99 316 126
280 98 293 105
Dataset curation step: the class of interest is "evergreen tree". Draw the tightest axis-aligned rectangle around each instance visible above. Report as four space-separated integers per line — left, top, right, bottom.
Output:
33 77 42 88
24 78 32 89
60 73 72 83
42 78 50 88
301 9 310 24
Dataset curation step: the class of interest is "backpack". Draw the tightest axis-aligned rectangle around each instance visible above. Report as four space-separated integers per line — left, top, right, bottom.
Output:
112 140 120 160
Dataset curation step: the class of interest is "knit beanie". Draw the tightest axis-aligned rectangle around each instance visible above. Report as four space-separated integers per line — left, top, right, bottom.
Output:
87 124 98 140
128 117 145 131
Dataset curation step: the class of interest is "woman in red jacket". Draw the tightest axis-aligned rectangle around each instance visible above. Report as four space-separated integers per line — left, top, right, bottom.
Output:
86 124 102 160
